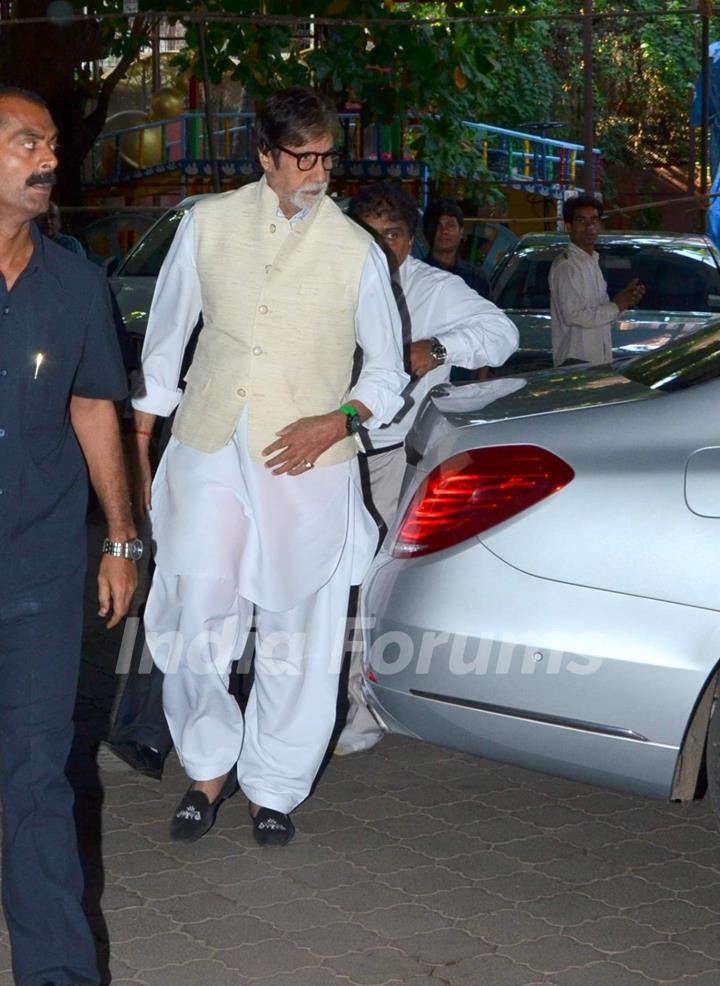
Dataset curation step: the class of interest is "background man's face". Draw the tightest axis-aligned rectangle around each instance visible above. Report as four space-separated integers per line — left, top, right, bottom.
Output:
361 213 413 272
0 96 58 222
567 205 601 252
259 133 332 217
433 214 463 256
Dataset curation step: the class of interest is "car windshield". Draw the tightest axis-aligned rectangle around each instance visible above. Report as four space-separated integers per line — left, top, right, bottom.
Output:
622 318 720 392
494 240 720 312
117 206 190 277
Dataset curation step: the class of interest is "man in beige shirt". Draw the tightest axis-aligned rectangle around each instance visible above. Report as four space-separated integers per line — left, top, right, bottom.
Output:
549 194 645 366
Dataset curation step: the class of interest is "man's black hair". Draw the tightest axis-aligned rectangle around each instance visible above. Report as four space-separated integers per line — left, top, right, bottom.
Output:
256 87 339 164
0 87 48 128
562 194 603 224
349 181 419 238
422 197 465 249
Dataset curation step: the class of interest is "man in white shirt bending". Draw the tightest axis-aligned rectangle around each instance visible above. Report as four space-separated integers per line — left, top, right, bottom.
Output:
335 181 519 755
549 194 645 367
131 88 407 846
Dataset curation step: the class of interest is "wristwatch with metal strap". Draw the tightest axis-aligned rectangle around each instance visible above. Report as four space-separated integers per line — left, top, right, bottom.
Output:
429 337 448 365
102 537 144 562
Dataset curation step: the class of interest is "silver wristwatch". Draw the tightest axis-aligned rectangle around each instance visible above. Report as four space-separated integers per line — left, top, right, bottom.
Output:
102 537 144 562
430 337 447 365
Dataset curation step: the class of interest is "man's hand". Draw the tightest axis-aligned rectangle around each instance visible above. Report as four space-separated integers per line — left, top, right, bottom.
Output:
262 412 346 475
98 555 138 629
613 277 646 313
409 340 441 379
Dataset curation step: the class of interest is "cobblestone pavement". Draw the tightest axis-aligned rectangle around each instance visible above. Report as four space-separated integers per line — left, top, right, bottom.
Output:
0 542 719 985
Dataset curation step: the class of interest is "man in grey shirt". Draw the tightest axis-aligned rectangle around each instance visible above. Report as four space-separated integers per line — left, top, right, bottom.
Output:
549 194 645 366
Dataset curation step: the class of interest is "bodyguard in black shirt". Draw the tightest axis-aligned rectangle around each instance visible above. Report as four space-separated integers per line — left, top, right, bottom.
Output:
0 87 137 985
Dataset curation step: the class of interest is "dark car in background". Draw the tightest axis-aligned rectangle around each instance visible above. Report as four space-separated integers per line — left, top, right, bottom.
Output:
492 232 720 373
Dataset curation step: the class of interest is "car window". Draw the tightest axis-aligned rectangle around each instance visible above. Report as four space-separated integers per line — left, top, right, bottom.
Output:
117 206 191 277
623 319 720 392
493 240 720 313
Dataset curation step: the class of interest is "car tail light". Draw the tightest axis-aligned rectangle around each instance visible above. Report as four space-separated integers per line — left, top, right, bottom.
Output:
392 445 574 559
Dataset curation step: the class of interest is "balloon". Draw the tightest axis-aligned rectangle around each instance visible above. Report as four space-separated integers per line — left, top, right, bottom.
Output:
150 86 185 121
99 110 163 174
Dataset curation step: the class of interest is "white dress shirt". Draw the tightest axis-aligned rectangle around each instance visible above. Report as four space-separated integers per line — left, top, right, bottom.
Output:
368 255 519 450
549 242 619 366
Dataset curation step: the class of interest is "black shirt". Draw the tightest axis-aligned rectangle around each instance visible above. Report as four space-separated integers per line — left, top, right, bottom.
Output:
0 225 128 593
424 254 491 299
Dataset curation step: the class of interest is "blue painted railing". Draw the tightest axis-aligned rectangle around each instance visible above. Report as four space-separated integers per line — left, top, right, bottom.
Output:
84 111 600 195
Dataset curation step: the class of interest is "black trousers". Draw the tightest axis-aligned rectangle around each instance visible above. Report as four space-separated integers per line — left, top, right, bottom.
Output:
0 572 99 986
109 618 172 759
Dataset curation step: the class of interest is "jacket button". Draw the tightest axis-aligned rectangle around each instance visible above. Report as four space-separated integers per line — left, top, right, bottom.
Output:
258 304 268 314
269 224 276 233
236 387 247 398
252 346 263 356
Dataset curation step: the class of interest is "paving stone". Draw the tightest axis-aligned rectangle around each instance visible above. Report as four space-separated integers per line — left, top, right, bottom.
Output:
149 960 249 985
291 809 357 834
103 905 175 943
672 925 720 961
423 886 509 918
121 868 214 900
552 961 657 986
312 824 395 853
357 903 451 938
327 945 428 984
646 824 720 854
250 897 348 932
677 884 720 914
569 915 664 952
538 855 629 886
105 849 181 878
377 864 471 896
592 837 674 869
217 938 316 976
457 908 557 946
639 860 720 893
583 875 669 909
501 934 606 974
394 926 491 963
181 912 278 946
404 829 486 860
340 795 411 822
291 859 368 889
246 968 356 986
620 941 718 979
285 920 387 957
218 873 309 907
553 821 633 852
114 930 213 970
497 836 584 865
316 879 411 913
186 853 272 886
369 811 447 840
624 898 718 934
459 816 543 844
444 849 529 881
443 953 545 986
153 891 241 923
348 845 435 874
481 870 567 903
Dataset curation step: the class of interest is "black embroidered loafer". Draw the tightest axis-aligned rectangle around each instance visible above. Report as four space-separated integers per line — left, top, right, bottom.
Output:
106 740 164 780
170 769 239 842
251 806 296 847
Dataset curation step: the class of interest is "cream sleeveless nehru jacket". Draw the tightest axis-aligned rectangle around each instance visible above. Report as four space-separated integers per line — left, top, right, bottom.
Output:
172 177 373 466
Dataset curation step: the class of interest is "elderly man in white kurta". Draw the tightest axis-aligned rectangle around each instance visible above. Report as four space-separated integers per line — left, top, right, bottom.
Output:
131 88 407 846
335 182 519 755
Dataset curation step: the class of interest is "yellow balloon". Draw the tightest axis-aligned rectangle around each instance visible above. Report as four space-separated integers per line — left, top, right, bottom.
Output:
150 86 185 121
99 110 163 173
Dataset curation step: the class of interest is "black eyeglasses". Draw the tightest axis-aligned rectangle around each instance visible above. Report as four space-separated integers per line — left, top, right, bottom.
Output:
276 144 342 172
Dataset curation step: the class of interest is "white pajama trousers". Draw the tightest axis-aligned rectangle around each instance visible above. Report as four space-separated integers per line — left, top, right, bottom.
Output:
147 561 351 814
144 415 376 814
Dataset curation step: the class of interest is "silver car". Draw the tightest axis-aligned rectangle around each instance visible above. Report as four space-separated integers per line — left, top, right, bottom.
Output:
362 323 720 824
492 231 720 373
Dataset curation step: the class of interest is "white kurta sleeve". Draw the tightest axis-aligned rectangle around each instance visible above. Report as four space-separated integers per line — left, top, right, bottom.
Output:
131 211 203 417
549 257 619 332
431 274 519 369
348 242 409 427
